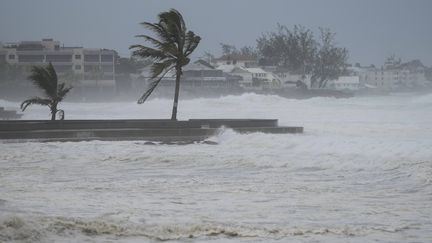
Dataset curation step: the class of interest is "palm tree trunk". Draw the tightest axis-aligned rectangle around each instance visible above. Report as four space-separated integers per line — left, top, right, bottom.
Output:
171 67 182 120
50 104 57 121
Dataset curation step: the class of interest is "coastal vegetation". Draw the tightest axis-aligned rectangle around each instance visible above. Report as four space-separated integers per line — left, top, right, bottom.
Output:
257 25 348 88
20 63 72 120
213 25 348 89
130 9 201 120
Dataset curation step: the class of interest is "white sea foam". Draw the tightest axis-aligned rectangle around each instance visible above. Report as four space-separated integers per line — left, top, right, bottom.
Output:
1 93 432 242
0 213 421 242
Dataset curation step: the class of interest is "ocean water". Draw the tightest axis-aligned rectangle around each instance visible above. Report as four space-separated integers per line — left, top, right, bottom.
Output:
1 93 431 242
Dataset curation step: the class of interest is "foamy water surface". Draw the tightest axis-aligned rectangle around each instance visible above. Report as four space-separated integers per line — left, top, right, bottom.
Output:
1 93 432 242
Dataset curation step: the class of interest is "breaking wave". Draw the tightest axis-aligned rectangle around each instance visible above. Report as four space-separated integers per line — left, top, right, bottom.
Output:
0 214 417 242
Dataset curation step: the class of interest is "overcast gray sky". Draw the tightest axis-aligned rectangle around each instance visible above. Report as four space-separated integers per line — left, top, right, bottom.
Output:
1 0 431 66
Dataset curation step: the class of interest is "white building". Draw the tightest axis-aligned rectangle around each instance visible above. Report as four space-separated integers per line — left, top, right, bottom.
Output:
222 66 281 90
211 54 258 68
350 60 429 91
327 76 360 91
0 39 116 88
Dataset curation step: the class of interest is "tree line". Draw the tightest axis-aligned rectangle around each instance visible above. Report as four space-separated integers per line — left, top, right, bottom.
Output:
218 25 349 88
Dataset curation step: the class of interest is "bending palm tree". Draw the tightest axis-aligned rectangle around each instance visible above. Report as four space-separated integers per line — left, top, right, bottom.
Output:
21 63 72 120
130 9 201 120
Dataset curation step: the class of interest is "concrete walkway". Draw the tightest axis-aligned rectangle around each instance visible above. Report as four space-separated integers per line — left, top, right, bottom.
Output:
0 119 303 142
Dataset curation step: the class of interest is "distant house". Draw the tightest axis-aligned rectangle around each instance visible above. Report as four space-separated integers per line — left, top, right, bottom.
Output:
211 54 258 68
215 64 237 73
274 73 311 89
259 66 312 89
223 66 281 90
138 60 240 89
327 76 360 91
181 60 238 88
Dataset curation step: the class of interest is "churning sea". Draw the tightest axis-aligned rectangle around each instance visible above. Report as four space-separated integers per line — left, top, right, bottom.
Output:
1 93 431 242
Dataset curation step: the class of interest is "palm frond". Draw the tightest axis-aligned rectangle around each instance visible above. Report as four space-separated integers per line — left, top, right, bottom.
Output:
140 22 172 44
138 66 175 104
57 83 73 101
135 34 165 48
150 59 176 79
134 34 178 57
158 10 186 48
129 44 170 61
184 31 201 56
46 62 58 86
28 63 58 98
20 97 51 111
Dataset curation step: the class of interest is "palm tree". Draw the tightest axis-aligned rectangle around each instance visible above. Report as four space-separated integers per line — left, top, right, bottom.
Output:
21 63 72 120
130 9 201 120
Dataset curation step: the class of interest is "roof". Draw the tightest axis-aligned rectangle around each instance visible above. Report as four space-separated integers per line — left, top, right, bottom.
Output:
213 54 257 61
216 64 237 73
184 60 215 71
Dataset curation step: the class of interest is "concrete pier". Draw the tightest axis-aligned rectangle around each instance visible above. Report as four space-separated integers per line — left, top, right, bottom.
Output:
0 119 303 142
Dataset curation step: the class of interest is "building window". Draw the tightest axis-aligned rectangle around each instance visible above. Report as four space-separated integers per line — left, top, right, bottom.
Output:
8 54 15 60
101 54 113 62
75 55 81 59
46 55 72 62
101 65 113 72
52 65 72 73
84 55 99 62
18 55 44 63
84 65 100 72
75 65 82 70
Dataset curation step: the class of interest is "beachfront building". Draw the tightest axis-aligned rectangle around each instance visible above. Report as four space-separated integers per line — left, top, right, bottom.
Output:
211 54 258 68
350 59 429 91
137 60 241 93
222 66 281 90
327 76 360 91
0 39 116 89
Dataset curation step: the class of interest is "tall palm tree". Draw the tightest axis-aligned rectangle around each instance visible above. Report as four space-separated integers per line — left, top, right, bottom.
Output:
130 9 201 120
21 63 72 120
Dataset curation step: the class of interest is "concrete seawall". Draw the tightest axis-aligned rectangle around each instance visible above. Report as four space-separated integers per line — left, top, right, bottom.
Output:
0 119 303 142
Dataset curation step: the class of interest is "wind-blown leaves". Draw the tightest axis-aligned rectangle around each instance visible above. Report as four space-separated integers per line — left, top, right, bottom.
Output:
138 67 175 104
129 45 169 61
28 63 58 98
20 97 51 111
184 31 201 56
57 83 73 101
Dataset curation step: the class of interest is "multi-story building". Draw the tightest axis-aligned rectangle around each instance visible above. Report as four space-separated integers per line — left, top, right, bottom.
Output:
0 39 115 88
350 59 429 91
